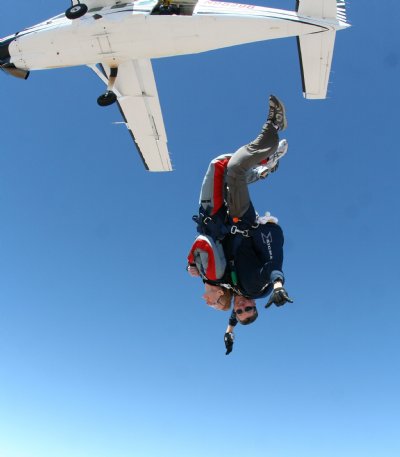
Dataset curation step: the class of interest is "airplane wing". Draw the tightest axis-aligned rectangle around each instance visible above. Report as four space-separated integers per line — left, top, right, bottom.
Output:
297 0 346 20
297 30 336 99
90 60 172 172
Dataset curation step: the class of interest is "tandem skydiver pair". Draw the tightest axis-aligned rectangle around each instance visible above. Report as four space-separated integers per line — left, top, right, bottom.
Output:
187 95 293 355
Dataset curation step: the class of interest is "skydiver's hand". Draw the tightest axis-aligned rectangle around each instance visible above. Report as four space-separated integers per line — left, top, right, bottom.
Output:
265 287 294 308
224 332 234 355
187 265 200 277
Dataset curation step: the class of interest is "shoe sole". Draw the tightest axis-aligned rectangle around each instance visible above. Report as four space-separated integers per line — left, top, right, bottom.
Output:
270 95 287 131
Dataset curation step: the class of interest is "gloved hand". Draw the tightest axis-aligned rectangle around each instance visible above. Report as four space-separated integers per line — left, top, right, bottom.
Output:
265 287 294 308
224 332 234 355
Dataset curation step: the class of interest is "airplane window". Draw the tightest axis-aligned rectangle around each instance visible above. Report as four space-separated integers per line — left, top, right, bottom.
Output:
111 3 129 8
88 7 104 12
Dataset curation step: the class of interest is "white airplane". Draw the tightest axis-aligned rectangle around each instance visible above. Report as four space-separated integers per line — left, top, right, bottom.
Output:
0 0 349 171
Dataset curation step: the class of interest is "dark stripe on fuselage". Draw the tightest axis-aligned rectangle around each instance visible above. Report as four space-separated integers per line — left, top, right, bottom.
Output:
106 8 150 14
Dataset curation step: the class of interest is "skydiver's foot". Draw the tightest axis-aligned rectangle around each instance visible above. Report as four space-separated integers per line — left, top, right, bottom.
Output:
267 95 287 131
268 139 288 173
258 139 288 178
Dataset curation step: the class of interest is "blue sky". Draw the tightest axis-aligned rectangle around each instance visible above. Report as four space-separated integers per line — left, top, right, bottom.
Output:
1 1 399 456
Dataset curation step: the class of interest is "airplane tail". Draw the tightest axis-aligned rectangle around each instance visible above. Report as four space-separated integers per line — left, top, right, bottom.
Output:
296 0 347 21
296 0 349 99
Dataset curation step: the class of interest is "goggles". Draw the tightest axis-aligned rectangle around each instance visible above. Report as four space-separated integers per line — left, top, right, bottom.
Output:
236 306 256 315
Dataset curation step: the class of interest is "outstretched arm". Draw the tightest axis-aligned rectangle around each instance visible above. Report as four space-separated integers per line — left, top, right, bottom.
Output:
224 311 238 355
224 327 235 355
265 280 294 308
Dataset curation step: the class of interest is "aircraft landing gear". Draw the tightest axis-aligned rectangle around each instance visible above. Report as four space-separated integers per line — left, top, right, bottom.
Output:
97 67 118 107
65 2 88 20
97 91 117 106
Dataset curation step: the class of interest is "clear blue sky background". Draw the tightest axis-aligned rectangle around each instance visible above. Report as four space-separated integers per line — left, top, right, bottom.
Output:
1 1 399 456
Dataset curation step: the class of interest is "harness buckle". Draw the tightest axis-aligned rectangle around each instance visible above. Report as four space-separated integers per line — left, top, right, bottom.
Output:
230 226 250 237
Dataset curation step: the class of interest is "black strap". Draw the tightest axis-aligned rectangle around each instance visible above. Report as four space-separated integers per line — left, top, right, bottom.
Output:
192 207 230 240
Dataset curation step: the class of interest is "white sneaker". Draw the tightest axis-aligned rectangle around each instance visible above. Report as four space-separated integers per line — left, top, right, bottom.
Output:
257 139 288 179
269 139 288 170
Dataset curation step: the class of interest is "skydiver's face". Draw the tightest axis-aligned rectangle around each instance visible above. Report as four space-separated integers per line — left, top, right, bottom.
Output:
202 283 225 310
234 295 257 322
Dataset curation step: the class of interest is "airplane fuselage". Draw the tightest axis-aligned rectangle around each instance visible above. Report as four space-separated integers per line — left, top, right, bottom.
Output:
1 0 347 72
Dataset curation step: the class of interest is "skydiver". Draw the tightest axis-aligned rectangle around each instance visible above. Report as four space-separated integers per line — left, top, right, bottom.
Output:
187 95 293 354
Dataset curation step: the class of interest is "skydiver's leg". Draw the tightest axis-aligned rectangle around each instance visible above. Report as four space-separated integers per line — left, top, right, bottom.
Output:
225 95 287 219
226 122 279 219
199 154 231 216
